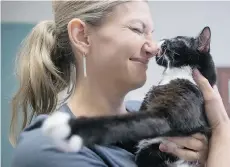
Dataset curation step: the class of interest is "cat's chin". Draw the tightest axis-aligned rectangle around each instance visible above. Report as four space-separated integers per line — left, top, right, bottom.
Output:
155 56 168 68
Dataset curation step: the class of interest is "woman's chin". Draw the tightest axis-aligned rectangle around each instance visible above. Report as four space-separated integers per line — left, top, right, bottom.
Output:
126 63 148 90
130 73 147 89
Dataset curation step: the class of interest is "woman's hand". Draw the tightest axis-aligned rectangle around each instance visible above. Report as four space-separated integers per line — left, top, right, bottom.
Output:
192 69 230 132
193 69 230 167
159 133 208 165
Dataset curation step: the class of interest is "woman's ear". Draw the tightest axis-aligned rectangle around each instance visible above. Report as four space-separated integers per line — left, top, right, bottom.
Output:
67 18 90 55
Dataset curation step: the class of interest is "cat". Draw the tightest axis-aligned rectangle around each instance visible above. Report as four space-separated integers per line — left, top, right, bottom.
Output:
42 26 216 167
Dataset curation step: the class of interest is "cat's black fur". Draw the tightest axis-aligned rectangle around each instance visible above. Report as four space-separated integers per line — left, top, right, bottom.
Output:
44 26 216 167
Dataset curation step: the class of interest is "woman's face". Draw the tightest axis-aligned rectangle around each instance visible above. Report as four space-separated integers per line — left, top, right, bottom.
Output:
87 1 158 91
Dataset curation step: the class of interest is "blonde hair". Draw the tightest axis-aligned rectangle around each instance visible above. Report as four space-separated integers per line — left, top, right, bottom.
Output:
10 0 129 146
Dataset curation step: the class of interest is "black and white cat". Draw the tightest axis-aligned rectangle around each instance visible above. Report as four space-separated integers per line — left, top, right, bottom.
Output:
42 26 216 167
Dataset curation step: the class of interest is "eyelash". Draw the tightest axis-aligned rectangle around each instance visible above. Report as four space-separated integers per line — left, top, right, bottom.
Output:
130 27 143 34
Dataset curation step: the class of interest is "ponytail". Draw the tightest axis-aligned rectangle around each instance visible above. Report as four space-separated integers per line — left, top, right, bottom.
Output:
9 0 129 147
10 21 70 146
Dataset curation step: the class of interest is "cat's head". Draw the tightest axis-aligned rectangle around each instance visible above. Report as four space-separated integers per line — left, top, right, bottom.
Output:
156 26 213 69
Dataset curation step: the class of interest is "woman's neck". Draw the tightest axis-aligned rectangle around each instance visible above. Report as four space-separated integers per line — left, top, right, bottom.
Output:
67 79 128 118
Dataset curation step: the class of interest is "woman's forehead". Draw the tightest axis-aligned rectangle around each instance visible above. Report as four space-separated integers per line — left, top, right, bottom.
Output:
111 1 154 28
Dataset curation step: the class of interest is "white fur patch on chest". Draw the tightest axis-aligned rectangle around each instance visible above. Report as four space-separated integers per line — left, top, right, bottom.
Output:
159 66 196 85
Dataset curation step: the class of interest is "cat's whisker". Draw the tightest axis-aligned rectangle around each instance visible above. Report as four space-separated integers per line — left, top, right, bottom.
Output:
156 53 165 63
162 51 167 66
157 152 163 160
171 56 175 64
166 47 180 56
158 49 167 65
156 55 162 63
161 54 166 66
173 51 180 56
163 48 167 55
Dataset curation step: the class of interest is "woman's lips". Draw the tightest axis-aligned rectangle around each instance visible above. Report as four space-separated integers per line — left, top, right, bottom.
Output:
129 57 149 65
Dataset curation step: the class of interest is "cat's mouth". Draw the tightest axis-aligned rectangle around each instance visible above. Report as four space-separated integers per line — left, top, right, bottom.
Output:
155 41 169 67
156 46 166 60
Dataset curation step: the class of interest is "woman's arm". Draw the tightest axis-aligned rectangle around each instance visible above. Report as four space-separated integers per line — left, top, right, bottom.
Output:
193 69 230 167
207 124 230 167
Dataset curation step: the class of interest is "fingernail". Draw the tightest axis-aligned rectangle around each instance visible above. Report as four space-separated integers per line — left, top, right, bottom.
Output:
213 85 218 89
164 142 178 152
160 142 177 152
192 69 200 78
159 144 168 152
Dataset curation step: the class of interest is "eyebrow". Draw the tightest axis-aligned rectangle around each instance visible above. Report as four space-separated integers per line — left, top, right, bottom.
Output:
129 19 146 29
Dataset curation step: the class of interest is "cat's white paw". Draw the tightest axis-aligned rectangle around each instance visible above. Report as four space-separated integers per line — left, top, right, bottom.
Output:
68 135 83 152
42 112 83 152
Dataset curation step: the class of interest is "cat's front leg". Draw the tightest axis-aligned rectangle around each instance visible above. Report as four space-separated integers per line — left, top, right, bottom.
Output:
42 111 119 152
42 110 171 153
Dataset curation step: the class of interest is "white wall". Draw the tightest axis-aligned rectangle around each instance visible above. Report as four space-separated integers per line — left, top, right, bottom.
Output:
2 1 230 100
1 1 53 23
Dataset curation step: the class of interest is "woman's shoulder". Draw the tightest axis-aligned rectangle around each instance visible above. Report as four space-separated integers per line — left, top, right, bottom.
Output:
11 114 109 167
11 101 141 167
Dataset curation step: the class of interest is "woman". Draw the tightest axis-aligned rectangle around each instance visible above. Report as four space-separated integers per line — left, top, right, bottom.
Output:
10 1 230 167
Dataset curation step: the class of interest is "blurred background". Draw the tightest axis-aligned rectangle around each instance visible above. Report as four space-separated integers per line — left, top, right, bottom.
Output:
1 1 230 167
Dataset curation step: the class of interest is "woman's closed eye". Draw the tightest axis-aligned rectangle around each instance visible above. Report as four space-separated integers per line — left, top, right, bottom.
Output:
129 26 144 34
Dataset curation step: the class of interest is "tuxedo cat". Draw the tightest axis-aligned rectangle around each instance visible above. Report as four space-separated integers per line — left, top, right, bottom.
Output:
42 26 216 167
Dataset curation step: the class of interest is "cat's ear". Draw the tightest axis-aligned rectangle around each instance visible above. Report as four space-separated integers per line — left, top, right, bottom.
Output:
197 26 211 53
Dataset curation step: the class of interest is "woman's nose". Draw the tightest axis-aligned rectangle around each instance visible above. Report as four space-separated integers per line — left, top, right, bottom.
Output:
143 40 160 58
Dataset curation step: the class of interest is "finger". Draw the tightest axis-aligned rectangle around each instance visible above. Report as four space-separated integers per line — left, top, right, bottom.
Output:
193 70 229 127
192 133 208 144
166 136 205 151
213 85 221 98
159 144 200 162
192 69 214 100
205 93 229 126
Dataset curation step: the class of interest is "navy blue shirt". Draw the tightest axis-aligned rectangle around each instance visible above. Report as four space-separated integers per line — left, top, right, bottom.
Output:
11 101 142 167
